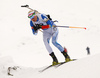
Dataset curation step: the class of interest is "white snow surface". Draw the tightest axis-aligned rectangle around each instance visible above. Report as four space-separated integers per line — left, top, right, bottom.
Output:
0 0 100 78
0 54 100 78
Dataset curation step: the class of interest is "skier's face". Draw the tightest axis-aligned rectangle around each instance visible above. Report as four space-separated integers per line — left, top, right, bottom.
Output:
31 16 37 22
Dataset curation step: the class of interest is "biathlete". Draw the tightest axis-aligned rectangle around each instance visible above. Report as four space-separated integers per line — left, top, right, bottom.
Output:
28 10 72 65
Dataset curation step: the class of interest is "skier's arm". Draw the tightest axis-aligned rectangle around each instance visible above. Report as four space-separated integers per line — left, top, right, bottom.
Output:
30 21 38 35
41 14 53 29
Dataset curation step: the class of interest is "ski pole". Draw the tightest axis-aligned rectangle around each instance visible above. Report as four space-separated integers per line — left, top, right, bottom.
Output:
21 5 33 10
53 26 86 30
21 5 43 33
21 5 86 30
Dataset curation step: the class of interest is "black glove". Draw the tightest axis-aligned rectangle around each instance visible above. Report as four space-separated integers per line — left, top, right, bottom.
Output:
34 24 41 31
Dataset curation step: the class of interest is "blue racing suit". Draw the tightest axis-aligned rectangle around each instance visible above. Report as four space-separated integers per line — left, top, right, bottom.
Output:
30 13 64 54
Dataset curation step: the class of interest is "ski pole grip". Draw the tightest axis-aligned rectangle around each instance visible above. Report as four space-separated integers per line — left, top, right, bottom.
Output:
21 5 29 7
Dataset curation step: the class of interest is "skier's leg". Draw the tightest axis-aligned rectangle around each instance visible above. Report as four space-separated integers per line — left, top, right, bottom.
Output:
49 52 59 65
52 29 64 52
43 35 59 65
52 29 71 62
61 47 72 62
43 29 59 65
43 35 53 54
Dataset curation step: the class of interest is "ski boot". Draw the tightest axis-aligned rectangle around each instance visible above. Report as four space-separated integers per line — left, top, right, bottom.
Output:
61 47 72 62
50 52 59 66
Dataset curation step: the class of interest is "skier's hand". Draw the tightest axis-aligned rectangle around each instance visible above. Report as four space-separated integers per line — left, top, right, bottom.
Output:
34 24 41 31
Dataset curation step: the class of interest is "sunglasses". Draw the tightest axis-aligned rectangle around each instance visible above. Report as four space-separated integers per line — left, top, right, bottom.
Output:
28 12 35 18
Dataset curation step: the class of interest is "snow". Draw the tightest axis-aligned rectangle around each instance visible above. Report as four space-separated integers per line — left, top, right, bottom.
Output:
37 54 100 78
0 54 100 78
0 0 100 78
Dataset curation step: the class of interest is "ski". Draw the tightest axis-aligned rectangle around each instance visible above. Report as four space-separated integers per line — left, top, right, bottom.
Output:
39 65 53 72
39 63 63 72
55 59 77 67
39 59 77 72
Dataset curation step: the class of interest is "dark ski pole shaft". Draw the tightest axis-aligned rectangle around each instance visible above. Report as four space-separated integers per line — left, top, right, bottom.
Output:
21 5 33 10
